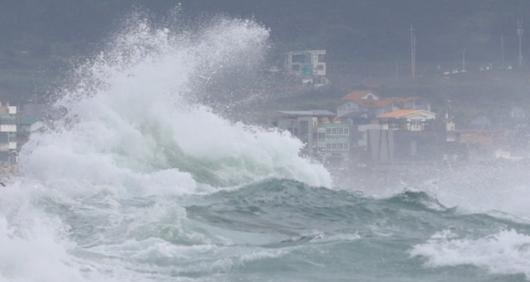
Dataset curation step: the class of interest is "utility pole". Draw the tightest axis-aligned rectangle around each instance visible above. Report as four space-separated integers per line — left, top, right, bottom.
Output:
517 19 524 68
394 61 400 80
501 34 505 67
461 49 466 71
410 25 416 79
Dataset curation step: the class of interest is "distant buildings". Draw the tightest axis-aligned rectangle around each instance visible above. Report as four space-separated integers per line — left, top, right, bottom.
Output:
338 90 431 120
273 110 354 166
274 110 335 156
285 50 329 87
316 122 351 165
378 109 436 132
18 103 48 145
0 101 50 169
272 89 447 167
0 102 17 165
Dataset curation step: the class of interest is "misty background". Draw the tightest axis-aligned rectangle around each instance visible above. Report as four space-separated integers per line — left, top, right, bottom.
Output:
1 0 530 115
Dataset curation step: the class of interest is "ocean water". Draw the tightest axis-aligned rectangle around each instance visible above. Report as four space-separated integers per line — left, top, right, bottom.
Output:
2 17 530 282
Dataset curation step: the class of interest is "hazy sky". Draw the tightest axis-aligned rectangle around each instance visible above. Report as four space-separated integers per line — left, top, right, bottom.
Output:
0 0 529 63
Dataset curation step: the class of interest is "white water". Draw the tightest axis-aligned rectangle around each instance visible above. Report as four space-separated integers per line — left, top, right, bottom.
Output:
0 18 331 282
2 13 530 282
423 164 530 220
412 229 530 279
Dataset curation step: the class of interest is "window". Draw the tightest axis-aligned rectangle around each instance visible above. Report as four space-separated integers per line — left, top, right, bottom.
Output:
292 65 300 71
292 54 307 63
318 54 326 63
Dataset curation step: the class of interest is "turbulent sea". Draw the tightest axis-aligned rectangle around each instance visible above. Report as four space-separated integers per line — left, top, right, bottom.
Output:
2 17 530 282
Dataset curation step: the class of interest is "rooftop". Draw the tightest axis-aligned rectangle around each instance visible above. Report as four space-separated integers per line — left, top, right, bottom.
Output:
278 110 335 117
377 109 436 120
342 90 379 102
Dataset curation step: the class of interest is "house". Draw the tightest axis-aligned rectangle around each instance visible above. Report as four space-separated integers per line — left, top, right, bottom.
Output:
375 109 441 161
273 110 335 155
359 124 395 163
377 109 436 132
338 90 432 122
285 50 328 87
316 121 351 165
336 91 438 163
338 90 393 119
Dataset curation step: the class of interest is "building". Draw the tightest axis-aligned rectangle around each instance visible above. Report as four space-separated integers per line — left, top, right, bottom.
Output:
377 109 436 132
316 121 351 165
285 50 328 86
359 124 395 163
271 92 441 165
376 109 441 161
339 91 432 118
18 103 49 146
339 90 387 117
0 102 18 164
338 90 386 119
273 110 335 155
273 110 353 166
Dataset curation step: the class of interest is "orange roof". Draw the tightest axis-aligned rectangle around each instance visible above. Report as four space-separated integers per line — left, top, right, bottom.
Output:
378 109 419 119
342 91 424 109
377 109 436 120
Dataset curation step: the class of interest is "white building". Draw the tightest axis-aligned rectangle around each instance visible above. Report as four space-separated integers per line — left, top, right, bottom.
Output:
273 110 335 155
377 109 436 132
0 102 17 164
285 50 328 86
316 121 351 165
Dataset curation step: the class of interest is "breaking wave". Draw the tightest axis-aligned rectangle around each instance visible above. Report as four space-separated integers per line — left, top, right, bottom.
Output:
411 229 530 279
0 16 330 282
1 11 530 282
